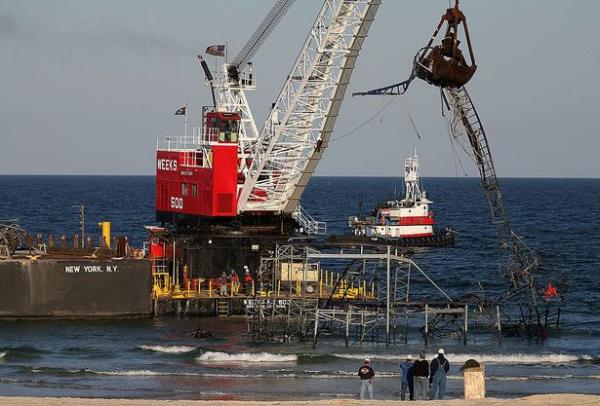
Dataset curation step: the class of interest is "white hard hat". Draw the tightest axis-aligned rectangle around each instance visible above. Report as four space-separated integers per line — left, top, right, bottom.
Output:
407 354 413 360
364 358 370 364
438 348 445 355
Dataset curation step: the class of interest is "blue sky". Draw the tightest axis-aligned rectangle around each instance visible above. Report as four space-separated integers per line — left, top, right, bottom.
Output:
1 0 599 177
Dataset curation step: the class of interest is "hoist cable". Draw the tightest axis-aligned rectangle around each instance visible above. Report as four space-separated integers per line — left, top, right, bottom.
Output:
330 96 398 142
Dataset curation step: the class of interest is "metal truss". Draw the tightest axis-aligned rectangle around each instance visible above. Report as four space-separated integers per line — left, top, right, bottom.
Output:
247 244 466 346
445 86 538 291
238 0 382 213
213 71 260 177
444 86 563 334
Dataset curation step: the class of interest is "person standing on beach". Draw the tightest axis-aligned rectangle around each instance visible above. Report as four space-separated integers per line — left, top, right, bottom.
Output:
413 351 429 399
358 358 375 400
400 354 414 400
429 348 450 400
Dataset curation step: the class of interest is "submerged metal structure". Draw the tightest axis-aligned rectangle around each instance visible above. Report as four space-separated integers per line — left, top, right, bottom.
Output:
352 1 563 336
246 244 470 346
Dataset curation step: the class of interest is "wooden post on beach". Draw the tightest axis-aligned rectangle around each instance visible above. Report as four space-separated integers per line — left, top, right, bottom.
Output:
463 365 485 399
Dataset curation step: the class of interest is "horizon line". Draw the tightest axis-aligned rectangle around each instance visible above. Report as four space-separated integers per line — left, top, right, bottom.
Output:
0 174 598 180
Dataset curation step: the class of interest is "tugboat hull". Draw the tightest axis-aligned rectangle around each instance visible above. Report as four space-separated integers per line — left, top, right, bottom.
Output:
327 228 454 248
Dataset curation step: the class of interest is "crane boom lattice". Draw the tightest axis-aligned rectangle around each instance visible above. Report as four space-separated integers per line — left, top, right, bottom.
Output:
238 0 382 213
232 0 297 70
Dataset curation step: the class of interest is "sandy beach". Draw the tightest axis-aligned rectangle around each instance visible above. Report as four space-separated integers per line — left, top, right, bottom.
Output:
0 394 599 406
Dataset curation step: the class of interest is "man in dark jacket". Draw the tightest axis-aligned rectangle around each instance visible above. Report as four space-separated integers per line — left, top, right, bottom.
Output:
358 358 375 400
429 348 450 399
406 362 415 400
413 351 429 399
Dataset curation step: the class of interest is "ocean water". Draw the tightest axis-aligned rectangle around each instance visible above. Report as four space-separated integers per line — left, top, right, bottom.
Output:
0 175 599 400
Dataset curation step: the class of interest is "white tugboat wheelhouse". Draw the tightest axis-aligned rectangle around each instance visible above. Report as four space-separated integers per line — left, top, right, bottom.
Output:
350 149 436 239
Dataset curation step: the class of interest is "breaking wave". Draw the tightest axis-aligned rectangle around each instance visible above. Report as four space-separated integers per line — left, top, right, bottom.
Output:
138 345 197 354
330 353 596 364
26 367 200 377
92 369 189 376
0 346 46 360
20 365 600 381
197 351 297 363
30 367 86 375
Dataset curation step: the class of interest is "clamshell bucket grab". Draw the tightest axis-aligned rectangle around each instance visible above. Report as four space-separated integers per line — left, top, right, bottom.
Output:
415 0 477 88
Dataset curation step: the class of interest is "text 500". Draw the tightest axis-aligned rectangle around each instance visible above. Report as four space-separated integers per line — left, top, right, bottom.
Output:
170 197 184 209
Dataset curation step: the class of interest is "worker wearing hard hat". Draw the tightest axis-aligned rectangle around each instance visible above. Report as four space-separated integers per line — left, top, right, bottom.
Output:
243 266 254 295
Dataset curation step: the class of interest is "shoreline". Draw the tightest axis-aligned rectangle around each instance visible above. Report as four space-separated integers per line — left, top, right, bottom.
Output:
0 394 599 406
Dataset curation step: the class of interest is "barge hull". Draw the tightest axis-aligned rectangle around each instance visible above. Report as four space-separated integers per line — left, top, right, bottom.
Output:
0 259 152 318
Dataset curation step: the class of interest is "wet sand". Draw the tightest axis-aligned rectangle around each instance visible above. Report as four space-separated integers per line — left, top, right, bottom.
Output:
0 394 599 406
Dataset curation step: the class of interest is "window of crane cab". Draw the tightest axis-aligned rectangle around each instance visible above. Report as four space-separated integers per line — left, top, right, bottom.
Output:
210 115 239 143
194 152 203 167
181 182 188 196
191 184 198 197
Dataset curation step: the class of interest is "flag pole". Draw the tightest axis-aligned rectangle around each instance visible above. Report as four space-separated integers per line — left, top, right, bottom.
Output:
184 104 188 137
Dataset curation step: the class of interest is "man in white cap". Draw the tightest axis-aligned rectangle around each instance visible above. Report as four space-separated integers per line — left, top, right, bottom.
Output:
429 348 450 399
399 354 414 400
357 358 374 400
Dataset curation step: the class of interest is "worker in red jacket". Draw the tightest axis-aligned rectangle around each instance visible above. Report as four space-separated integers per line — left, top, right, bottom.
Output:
230 269 240 295
243 265 254 295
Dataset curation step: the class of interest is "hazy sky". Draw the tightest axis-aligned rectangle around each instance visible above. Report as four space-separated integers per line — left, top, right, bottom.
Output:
1 0 599 177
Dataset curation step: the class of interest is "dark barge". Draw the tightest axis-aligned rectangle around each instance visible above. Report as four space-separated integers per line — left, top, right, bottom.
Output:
0 224 152 318
0 257 151 318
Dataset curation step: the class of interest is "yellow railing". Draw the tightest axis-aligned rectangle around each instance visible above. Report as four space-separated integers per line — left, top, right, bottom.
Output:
152 271 376 301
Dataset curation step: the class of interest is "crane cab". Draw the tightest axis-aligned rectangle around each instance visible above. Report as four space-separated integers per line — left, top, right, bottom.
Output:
155 110 241 223
204 111 240 144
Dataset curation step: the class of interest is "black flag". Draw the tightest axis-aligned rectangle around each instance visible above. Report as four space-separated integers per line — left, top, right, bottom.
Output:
206 44 225 57
175 106 187 116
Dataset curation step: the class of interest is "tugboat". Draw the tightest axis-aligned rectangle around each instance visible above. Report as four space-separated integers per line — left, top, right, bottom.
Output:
334 149 454 247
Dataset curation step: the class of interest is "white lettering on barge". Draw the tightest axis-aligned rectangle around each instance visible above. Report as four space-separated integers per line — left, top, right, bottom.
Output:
64 265 119 273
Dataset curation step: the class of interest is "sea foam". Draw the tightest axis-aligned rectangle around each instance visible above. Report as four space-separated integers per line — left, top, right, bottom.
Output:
138 345 197 354
197 351 297 363
331 352 595 364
